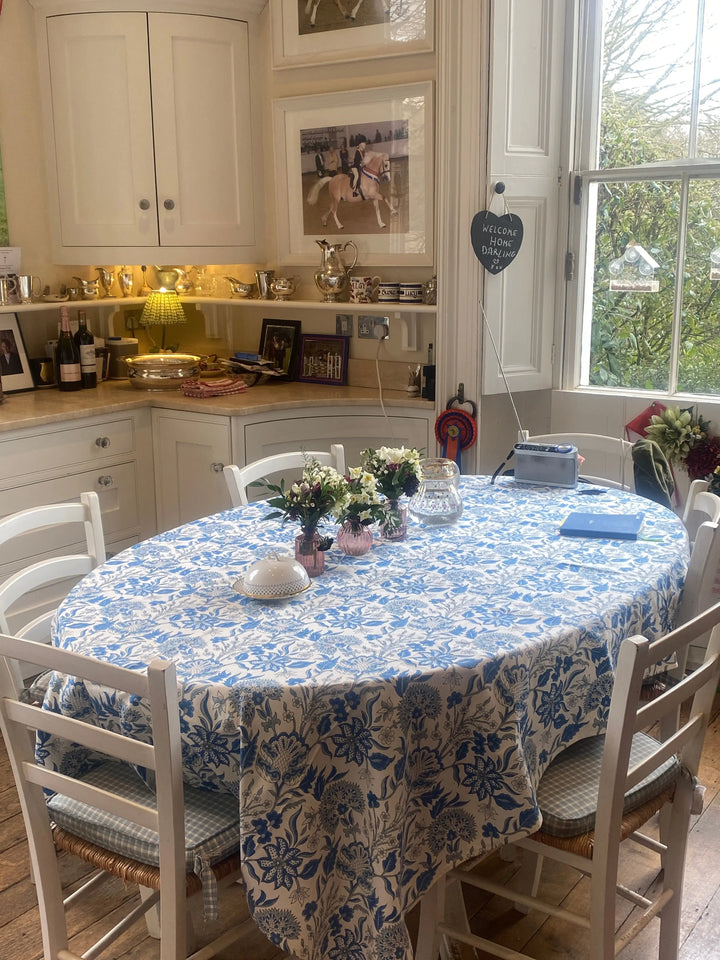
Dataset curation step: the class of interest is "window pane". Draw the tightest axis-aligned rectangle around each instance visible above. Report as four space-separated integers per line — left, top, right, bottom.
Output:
677 178 720 393
697 5 720 158
600 0 698 167
587 180 679 390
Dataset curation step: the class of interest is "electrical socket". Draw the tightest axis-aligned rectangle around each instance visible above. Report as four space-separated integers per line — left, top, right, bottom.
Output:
124 309 142 331
358 315 389 340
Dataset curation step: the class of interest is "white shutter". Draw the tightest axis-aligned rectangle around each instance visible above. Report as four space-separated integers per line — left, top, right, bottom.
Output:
482 0 567 394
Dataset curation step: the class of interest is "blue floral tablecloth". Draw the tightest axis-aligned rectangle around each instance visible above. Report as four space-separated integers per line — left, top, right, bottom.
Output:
46 477 688 960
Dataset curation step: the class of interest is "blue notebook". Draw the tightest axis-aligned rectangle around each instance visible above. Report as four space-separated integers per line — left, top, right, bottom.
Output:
559 512 645 540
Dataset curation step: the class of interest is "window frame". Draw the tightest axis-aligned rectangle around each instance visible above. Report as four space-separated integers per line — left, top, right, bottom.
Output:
563 0 720 400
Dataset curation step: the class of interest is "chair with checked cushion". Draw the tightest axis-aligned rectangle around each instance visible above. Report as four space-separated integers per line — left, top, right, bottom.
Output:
416 602 720 960
0 633 244 960
224 443 346 506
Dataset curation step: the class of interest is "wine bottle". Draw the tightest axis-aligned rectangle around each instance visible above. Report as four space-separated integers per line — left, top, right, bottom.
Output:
74 310 97 388
57 305 82 391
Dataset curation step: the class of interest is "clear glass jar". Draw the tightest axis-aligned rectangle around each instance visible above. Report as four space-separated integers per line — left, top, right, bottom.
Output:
408 458 463 526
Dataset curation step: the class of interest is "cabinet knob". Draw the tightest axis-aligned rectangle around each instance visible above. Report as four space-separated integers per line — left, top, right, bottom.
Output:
163 199 176 210
211 462 225 473
138 199 151 211
95 436 111 448
97 475 114 487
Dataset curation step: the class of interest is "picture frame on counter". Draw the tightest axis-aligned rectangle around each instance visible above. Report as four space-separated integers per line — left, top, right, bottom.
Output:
0 313 33 393
259 318 302 380
271 0 433 68
297 334 349 386
273 81 433 267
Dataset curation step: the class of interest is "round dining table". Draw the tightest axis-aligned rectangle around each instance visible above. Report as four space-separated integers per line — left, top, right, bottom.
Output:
46 475 689 960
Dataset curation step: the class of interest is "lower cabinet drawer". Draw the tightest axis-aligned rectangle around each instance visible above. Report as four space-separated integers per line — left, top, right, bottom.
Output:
0 416 136 483
0 462 139 567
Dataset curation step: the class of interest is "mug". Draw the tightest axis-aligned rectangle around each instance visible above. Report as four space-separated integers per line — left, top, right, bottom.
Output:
67 287 81 301
377 281 400 303
399 282 423 303
17 275 42 304
0 275 18 306
349 275 381 303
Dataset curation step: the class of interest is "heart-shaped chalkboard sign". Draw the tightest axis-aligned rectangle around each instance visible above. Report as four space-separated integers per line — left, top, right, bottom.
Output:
471 211 524 275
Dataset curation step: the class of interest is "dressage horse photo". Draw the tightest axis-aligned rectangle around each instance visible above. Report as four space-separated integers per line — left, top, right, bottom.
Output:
304 0 391 28
306 150 397 230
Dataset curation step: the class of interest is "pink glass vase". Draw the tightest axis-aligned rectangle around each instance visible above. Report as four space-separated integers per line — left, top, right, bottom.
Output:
336 521 373 556
381 500 408 542
294 531 325 577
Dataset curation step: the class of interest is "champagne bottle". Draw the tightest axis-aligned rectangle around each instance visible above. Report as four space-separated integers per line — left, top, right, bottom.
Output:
57 305 82 391
74 310 97 388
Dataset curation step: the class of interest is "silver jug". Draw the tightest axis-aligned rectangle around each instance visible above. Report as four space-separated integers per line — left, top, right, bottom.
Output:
255 270 275 300
313 239 358 302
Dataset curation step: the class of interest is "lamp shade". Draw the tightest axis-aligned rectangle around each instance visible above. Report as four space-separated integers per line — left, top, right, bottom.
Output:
140 290 187 327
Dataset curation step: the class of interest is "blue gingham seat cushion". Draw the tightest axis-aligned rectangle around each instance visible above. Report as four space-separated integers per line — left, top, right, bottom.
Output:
46 761 240 919
537 731 681 838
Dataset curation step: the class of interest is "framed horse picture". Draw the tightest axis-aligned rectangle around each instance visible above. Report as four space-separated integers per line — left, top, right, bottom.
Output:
296 334 349 385
273 82 433 266
271 0 434 68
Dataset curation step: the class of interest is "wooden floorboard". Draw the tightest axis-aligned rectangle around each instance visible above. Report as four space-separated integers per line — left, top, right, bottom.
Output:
3 693 720 959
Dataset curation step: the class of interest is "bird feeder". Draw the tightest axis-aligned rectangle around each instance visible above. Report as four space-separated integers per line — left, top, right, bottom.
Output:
609 242 660 292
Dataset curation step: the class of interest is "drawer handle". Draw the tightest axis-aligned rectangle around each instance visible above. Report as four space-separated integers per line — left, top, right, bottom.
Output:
211 462 225 473
163 199 176 211
138 198 151 211
97 475 114 487
95 436 111 448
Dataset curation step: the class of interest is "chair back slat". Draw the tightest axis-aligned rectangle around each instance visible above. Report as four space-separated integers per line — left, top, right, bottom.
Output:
224 443 346 506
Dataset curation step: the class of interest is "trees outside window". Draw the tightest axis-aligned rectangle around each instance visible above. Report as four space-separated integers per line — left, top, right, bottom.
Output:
572 0 720 395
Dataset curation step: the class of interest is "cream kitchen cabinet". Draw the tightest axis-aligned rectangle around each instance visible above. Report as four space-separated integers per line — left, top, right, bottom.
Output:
0 408 156 633
37 6 260 263
239 407 434 474
152 409 233 531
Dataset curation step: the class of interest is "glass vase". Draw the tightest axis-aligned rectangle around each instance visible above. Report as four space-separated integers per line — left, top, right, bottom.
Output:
294 532 325 577
337 521 373 556
381 500 408 542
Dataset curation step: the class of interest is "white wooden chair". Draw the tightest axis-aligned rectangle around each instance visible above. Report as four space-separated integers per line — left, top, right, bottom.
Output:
224 443 346 506
672 518 720 675
526 433 634 490
681 479 720 545
0 493 106 677
0 633 244 960
416 602 720 960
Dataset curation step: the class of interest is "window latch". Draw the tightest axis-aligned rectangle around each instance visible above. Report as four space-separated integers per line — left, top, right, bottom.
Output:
565 251 576 282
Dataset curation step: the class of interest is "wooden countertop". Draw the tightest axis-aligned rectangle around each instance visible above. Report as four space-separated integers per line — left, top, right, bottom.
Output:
0 380 434 433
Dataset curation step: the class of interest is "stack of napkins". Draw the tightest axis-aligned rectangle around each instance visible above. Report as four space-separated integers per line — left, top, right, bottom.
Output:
181 378 247 398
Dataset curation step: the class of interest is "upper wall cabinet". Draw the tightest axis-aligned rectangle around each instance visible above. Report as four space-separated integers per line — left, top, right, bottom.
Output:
35 6 263 264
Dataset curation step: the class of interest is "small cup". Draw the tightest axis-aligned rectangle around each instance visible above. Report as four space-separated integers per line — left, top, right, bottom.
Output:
67 287 81 301
399 282 423 303
377 281 400 303
349 275 381 303
17 275 42 304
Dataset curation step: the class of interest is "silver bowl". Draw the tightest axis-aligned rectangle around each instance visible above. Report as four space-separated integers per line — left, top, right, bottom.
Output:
125 353 201 390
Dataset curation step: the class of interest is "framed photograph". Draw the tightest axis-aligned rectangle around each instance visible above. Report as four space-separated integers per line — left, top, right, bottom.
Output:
0 313 33 392
273 81 433 266
259 318 302 380
271 0 434 69
297 334 349 385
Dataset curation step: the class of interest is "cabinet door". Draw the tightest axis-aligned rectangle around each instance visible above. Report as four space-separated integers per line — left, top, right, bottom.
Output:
152 410 232 532
148 14 255 247
47 13 158 246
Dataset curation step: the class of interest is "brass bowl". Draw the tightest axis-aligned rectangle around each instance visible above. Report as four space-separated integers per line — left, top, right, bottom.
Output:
125 353 201 390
